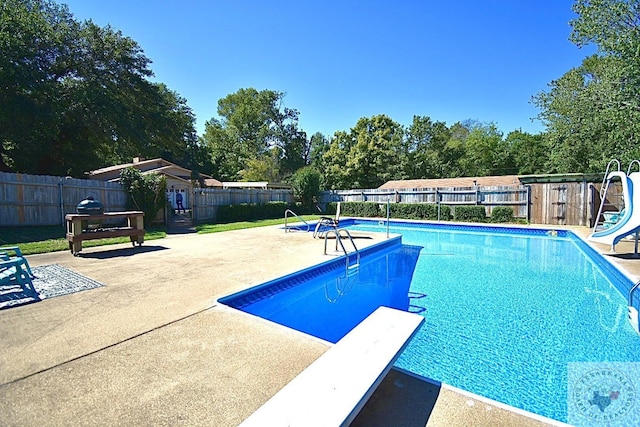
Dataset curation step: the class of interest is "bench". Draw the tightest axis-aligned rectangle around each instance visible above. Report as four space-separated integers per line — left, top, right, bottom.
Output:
65 211 145 256
240 306 425 427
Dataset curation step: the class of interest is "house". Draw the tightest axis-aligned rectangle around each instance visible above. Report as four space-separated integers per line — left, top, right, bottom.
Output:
87 157 222 212
222 181 292 190
378 175 521 190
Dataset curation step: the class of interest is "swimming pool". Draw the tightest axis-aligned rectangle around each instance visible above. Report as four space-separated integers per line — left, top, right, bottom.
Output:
219 220 640 422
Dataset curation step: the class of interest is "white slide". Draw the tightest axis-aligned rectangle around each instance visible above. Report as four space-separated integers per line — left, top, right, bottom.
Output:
590 171 640 249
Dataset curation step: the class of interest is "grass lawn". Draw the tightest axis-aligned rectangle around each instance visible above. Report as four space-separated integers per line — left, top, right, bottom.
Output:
0 215 320 255
196 215 319 234
0 225 167 255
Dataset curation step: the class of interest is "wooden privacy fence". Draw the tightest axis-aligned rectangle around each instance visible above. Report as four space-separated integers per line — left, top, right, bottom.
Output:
0 172 295 227
0 172 614 227
320 180 607 227
320 186 530 219
0 172 127 226
191 187 294 223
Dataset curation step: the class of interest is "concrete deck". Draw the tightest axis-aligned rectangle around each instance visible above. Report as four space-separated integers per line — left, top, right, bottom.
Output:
0 224 638 426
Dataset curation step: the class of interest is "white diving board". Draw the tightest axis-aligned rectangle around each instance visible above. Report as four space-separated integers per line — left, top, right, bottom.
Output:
240 306 425 427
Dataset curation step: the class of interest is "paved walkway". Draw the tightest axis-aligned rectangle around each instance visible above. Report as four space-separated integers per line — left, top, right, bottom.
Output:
0 224 637 426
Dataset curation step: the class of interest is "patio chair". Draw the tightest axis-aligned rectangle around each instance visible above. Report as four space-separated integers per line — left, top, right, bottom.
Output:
0 246 36 295
314 202 341 238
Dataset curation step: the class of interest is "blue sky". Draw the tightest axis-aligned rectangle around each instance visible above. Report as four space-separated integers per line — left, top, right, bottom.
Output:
63 0 594 138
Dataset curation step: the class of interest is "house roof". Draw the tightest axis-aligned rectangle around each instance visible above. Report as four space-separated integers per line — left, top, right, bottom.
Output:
87 157 213 181
88 158 173 177
379 175 521 190
203 178 223 187
222 181 292 190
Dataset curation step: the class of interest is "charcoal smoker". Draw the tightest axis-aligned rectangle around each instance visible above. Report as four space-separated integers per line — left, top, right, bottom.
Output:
76 196 104 231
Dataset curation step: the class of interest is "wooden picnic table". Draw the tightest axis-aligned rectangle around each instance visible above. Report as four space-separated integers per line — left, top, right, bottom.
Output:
65 211 145 256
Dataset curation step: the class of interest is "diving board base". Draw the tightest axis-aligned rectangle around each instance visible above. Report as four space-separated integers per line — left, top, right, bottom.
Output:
240 306 424 427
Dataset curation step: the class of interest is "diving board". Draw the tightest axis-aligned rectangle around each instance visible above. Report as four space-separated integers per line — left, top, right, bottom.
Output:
240 306 424 427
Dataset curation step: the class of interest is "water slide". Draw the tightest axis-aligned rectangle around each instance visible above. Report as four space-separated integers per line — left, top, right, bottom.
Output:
589 171 640 249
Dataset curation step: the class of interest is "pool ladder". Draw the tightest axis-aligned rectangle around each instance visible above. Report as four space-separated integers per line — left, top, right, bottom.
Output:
324 228 360 272
284 209 310 233
629 280 640 334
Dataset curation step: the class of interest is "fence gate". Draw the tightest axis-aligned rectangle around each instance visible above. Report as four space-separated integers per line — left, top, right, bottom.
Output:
551 184 567 225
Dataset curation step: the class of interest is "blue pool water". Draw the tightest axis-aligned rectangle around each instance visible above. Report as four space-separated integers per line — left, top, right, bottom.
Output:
219 220 640 422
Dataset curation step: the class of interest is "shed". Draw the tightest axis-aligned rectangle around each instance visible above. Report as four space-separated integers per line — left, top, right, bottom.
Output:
87 157 222 213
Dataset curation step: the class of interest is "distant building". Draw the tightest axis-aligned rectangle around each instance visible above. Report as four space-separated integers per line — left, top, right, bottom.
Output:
379 175 521 190
87 157 222 212
222 181 292 190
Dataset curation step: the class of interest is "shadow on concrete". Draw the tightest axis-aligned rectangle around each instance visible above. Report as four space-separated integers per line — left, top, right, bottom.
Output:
323 235 373 240
606 253 640 260
166 227 197 235
352 368 441 427
78 245 169 259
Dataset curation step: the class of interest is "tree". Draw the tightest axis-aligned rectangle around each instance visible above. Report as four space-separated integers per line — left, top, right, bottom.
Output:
203 88 306 180
119 167 167 222
345 115 405 188
533 55 640 172
309 132 329 171
441 122 471 177
533 0 640 173
570 0 640 61
0 0 198 176
321 131 355 190
238 150 281 182
404 116 451 179
460 123 515 176
290 167 322 210
201 118 245 181
505 130 549 175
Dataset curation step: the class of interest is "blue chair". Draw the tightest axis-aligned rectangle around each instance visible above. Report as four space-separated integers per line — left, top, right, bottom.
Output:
0 246 36 295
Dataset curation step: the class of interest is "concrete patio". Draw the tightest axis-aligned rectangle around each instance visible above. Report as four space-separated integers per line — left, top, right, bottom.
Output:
0 223 637 426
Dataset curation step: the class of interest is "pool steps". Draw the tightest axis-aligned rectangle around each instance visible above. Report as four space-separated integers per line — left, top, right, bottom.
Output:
630 280 640 334
239 306 424 427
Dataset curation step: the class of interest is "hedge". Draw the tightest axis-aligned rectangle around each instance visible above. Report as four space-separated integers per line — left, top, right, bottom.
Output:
453 205 487 222
323 201 524 224
216 201 290 223
490 206 514 223
327 201 381 217
326 201 451 220
389 203 452 221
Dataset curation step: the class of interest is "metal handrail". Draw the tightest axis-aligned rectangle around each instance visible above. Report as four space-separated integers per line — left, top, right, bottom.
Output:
629 280 640 307
593 159 622 233
284 209 310 233
628 159 640 175
602 159 621 198
323 228 360 271
386 199 390 238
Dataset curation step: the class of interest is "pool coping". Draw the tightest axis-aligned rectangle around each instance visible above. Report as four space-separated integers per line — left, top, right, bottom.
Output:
1 221 637 426
234 218 639 424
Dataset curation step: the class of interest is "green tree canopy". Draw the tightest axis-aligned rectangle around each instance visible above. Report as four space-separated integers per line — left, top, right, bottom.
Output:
460 123 515 176
0 0 199 176
533 0 640 173
505 130 549 175
119 167 167 221
289 166 322 210
202 88 307 181
404 115 452 179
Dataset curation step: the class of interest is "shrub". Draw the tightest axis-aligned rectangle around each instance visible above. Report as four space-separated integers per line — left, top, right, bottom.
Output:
327 202 381 217
290 167 322 210
453 205 487 222
388 203 452 221
216 202 290 223
119 167 167 222
491 206 514 223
